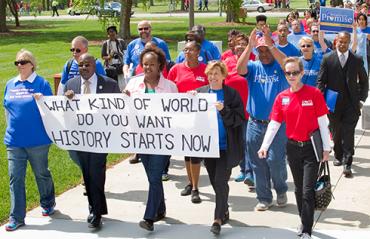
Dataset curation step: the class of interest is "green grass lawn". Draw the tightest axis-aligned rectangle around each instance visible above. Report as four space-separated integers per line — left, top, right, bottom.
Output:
0 16 280 224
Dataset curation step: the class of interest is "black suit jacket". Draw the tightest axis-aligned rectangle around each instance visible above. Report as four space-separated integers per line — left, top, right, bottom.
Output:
317 51 368 114
197 84 245 169
64 74 120 94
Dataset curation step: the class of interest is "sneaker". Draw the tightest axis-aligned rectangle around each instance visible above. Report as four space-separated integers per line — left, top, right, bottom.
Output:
42 203 55 216
161 173 170 181
254 201 273 211
243 176 255 187
181 184 193 196
276 192 288 207
300 233 312 239
5 219 25 231
234 173 246 182
191 189 202 204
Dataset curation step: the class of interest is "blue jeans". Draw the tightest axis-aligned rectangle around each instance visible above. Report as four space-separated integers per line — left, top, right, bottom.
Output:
139 154 169 221
243 120 254 179
247 119 288 203
7 144 55 223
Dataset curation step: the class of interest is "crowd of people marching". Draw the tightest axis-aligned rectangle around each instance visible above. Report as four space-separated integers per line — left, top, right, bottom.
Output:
4 3 370 238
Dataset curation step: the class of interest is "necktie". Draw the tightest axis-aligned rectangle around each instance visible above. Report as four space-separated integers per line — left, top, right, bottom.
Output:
83 80 91 94
340 54 346 68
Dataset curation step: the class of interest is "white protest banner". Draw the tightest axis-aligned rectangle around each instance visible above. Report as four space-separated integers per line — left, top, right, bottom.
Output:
36 93 220 157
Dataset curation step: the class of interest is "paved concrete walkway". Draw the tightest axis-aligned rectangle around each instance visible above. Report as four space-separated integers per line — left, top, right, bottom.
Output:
1 129 370 238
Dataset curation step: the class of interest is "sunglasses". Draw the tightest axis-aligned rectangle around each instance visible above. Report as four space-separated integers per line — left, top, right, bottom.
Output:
70 48 82 53
312 30 319 33
138 27 150 31
78 63 91 68
14 60 31 66
301 44 312 48
285 71 301 77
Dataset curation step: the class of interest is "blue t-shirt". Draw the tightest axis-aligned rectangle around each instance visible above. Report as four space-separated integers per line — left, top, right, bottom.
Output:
201 39 221 60
287 32 308 48
300 53 322 87
210 88 227 150
175 48 214 64
277 43 301 57
4 75 52 147
61 59 106 85
313 40 332 56
246 60 289 120
123 37 171 72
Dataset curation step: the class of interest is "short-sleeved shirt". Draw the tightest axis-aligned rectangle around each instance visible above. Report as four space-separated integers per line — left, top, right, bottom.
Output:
270 85 329 141
221 49 233 61
167 62 208 92
246 60 289 120
201 39 221 60
287 31 308 48
4 73 52 147
123 37 171 71
300 53 322 87
61 59 106 85
277 43 301 57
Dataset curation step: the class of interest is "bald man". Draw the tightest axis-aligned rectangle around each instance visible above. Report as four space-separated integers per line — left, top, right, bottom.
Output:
123 20 171 79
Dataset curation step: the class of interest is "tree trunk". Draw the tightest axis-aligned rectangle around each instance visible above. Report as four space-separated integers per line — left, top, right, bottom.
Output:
7 0 20 27
120 0 132 41
189 0 194 30
0 0 8 32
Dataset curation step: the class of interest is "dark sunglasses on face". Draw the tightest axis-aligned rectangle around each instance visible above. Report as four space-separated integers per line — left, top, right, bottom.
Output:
14 60 31 66
285 71 301 77
138 27 149 31
78 63 91 68
312 30 319 33
301 44 312 48
70 48 82 53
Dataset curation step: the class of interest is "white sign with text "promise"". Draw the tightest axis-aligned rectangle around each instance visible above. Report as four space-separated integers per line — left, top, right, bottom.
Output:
36 93 220 157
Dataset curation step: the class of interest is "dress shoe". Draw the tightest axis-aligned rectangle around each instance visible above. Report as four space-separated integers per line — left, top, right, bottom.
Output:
129 154 140 164
210 222 221 235
333 159 342 166
139 220 154 231
88 215 102 228
343 165 353 178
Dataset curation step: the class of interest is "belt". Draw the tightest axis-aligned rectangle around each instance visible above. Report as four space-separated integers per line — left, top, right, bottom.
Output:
288 139 312 147
249 116 270 124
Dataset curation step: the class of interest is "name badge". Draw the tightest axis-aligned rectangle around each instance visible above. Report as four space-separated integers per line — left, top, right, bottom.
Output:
196 76 205 82
282 97 290 105
302 100 313 106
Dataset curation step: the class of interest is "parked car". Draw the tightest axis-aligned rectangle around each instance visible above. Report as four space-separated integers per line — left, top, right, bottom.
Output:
241 0 273 12
67 5 97 16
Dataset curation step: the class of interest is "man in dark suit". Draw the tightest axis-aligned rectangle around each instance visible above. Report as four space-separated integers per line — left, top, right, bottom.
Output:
64 53 120 228
317 32 369 178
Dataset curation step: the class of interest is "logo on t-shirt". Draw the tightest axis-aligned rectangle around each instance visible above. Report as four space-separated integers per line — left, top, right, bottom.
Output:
196 76 206 82
282 97 290 105
302 100 313 106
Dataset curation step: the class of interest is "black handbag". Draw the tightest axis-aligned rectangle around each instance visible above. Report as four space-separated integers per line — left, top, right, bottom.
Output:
315 161 333 211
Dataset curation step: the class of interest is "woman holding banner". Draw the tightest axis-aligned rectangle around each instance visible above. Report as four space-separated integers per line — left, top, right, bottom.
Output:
257 57 331 239
194 61 245 235
167 41 208 204
3 49 55 231
124 47 178 231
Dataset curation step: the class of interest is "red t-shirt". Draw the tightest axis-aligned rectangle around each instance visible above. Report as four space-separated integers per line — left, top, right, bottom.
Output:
221 49 234 61
135 64 169 78
270 85 328 141
223 55 249 119
167 62 208 92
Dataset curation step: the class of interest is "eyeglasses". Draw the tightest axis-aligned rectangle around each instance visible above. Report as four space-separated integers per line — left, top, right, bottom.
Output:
285 71 301 77
138 27 150 31
312 30 319 33
78 63 91 68
14 60 31 66
70 48 82 53
300 44 312 48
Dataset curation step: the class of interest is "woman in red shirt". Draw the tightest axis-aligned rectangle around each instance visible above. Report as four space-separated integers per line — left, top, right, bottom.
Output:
258 57 331 239
167 41 208 203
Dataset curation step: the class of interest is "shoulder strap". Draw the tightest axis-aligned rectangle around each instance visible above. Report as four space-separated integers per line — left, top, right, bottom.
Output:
66 58 74 75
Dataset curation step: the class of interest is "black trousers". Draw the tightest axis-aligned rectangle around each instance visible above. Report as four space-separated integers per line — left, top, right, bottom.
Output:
286 142 319 236
204 151 232 220
75 151 108 216
328 105 359 166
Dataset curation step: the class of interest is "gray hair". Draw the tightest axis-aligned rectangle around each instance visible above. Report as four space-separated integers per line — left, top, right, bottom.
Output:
16 49 37 71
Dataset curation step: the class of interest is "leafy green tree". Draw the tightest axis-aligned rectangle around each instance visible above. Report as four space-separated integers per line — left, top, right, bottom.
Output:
224 0 243 23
